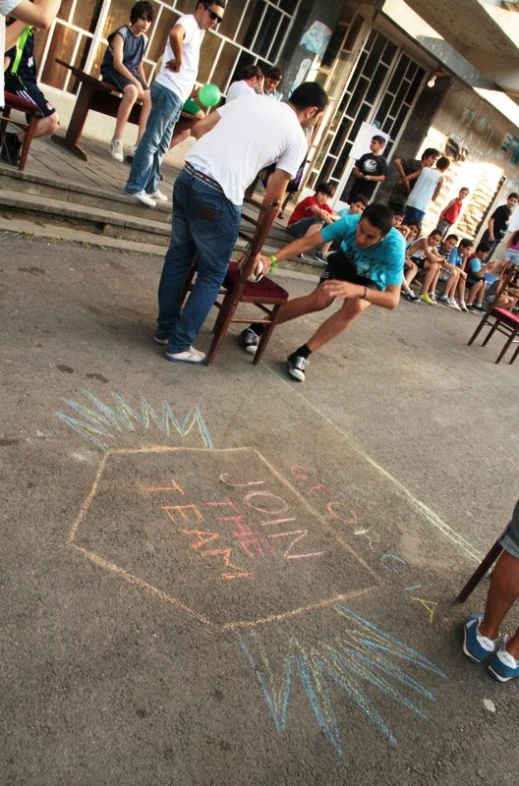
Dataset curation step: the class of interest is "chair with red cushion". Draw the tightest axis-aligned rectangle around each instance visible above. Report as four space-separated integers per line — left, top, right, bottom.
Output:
468 270 519 364
0 91 40 171
183 197 287 365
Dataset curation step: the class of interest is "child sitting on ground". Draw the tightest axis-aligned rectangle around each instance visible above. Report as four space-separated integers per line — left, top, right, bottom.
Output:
287 181 339 240
101 1 154 162
447 237 473 311
404 229 443 304
435 234 463 310
465 242 493 311
2 20 60 166
437 187 469 236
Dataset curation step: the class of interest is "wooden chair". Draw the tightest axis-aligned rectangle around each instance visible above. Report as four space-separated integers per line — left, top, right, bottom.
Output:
184 197 289 365
0 91 40 171
458 540 503 602
467 269 519 364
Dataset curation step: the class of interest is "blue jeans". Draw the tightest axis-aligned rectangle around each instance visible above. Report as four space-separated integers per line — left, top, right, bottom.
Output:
125 82 182 195
157 168 242 353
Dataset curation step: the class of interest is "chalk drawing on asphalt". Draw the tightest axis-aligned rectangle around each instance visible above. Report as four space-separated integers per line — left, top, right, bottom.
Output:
56 390 213 450
237 603 448 753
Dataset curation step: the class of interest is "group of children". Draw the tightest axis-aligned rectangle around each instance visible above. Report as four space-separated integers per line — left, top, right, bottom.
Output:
285 174 519 315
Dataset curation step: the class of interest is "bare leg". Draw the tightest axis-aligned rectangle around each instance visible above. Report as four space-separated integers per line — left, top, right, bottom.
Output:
457 274 467 302
443 270 460 299
113 84 139 141
403 261 418 289
429 265 442 297
307 297 371 352
276 285 334 326
420 262 440 295
17 111 59 142
137 89 151 143
479 551 519 656
467 280 485 306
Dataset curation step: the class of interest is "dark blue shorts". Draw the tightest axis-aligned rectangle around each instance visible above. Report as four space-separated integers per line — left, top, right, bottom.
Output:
101 68 148 93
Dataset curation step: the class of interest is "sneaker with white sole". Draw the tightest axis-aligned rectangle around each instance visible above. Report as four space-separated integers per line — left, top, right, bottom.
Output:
287 352 309 382
429 292 437 303
463 614 497 663
439 294 450 305
134 190 156 208
152 189 168 203
238 327 259 355
165 346 205 364
488 639 519 682
448 298 462 311
111 138 124 163
459 300 468 312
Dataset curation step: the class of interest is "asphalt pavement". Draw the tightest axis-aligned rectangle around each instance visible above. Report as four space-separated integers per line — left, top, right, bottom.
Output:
1 233 518 785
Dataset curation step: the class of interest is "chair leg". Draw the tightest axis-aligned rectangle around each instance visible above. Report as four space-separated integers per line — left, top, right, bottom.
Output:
458 541 503 602
510 340 519 365
253 306 281 365
481 320 500 347
468 313 490 346
495 324 518 364
204 292 240 365
18 114 38 171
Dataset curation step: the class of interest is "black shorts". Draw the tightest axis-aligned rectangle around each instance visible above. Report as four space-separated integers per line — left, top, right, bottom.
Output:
5 82 56 120
319 249 381 289
101 68 148 93
410 255 426 270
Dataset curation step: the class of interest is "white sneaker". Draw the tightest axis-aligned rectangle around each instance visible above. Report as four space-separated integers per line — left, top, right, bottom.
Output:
110 138 124 163
134 190 156 208
151 189 168 203
448 298 462 311
165 346 205 364
459 300 468 312
429 292 437 303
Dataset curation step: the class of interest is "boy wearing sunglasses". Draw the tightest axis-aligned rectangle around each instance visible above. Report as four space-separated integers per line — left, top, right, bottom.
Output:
125 0 225 208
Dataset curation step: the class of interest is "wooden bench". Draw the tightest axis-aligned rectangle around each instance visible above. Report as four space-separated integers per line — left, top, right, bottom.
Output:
51 59 198 162
0 91 41 171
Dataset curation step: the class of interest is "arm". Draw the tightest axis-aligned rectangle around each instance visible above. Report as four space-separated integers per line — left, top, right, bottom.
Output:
5 18 26 49
403 169 421 185
190 110 220 139
262 168 291 207
487 217 495 241
307 204 336 224
8 0 60 28
167 23 185 72
393 157 406 179
352 166 364 180
137 62 147 84
432 176 443 203
112 35 142 88
364 173 386 183
322 280 400 310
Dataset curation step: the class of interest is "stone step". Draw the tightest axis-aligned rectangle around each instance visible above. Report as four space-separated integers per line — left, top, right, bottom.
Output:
0 188 172 244
0 166 173 225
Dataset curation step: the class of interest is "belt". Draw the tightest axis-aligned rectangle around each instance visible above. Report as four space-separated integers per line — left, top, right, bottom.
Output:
185 162 223 193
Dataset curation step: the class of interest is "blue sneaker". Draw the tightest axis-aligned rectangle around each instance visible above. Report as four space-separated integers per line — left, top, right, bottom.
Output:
463 614 497 663
488 641 519 682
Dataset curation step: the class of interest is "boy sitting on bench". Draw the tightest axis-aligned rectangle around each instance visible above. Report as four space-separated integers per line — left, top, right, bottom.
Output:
2 19 59 166
101 1 153 163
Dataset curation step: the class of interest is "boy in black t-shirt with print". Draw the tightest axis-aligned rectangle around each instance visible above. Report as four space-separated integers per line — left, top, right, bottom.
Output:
348 134 388 203
482 192 519 258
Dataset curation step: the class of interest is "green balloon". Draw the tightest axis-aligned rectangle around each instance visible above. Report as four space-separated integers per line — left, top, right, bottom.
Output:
198 83 221 108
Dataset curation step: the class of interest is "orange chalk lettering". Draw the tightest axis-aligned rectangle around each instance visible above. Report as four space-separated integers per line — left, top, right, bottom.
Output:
162 504 203 524
182 529 220 550
202 548 250 580
142 479 185 494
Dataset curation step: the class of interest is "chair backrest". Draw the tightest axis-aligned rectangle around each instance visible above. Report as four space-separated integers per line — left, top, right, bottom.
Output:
237 197 280 282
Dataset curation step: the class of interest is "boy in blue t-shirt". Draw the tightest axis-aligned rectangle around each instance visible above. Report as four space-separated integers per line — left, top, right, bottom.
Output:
101 1 154 162
239 203 405 382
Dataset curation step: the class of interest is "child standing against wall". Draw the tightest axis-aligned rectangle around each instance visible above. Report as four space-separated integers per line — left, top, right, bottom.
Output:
437 187 469 236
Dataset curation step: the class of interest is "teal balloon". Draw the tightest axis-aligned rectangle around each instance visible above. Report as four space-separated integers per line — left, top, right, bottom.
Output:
199 83 221 108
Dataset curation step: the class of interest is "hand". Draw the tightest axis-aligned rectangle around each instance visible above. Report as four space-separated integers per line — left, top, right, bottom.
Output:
321 280 362 300
460 270 467 279
166 58 181 72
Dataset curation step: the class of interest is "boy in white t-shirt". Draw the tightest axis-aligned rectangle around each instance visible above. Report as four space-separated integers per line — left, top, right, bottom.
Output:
0 0 59 108
155 81 329 365
124 0 225 208
404 156 450 225
226 64 263 102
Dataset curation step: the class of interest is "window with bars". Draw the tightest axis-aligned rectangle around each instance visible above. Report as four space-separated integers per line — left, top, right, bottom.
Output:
307 25 425 198
35 0 300 96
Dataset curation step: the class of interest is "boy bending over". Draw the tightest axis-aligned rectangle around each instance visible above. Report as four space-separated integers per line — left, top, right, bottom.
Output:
240 203 404 382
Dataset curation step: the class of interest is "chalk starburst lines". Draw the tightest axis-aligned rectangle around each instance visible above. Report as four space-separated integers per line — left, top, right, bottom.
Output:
55 391 213 451
237 604 448 753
